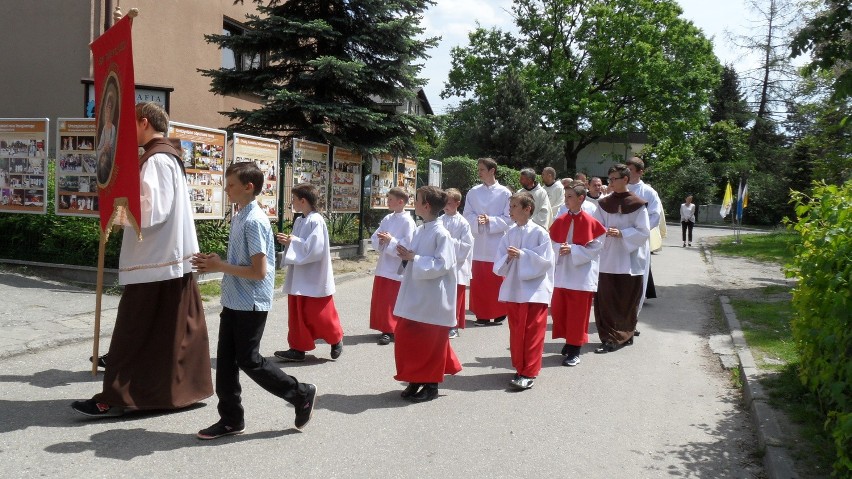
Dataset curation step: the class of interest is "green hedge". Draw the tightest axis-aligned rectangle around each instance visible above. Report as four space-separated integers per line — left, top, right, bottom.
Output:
787 180 852 476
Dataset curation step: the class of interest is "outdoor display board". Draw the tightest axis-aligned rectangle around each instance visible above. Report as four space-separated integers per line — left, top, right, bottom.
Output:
398 157 417 209
0 119 48 214
370 153 395 209
56 118 98 216
330 147 362 213
428 159 442 188
292 138 330 212
167 121 226 220
233 133 280 219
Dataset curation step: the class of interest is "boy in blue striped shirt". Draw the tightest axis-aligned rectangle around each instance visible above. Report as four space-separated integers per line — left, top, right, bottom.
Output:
192 161 316 439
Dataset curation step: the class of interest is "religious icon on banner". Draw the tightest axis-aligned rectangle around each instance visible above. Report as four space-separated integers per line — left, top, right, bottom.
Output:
96 75 120 188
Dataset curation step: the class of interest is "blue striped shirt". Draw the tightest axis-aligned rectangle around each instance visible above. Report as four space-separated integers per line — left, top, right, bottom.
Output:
221 200 276 311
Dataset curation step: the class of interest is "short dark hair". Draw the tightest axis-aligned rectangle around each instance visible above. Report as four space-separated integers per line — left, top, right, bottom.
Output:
626 157 645 171
292 183 318 210
477 157 498 172
417 185 447 213
226 161 264 196
510 191 535 211
387 186 409 202
519 168 537 181
567 182 587 198
445 188 462 202
135 102 169 134
608 164 630 179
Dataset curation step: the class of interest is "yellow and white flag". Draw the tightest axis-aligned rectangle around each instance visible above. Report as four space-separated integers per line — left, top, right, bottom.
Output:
720 181 733 218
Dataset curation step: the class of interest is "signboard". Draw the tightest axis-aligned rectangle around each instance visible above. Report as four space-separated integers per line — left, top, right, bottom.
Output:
168 122 227 220
428 159 442 187
330 147 362 213
370 153 395 209
398 157 417 209
56 118 98 216
292 138 330 212
0 119 48 214
233 133 281 219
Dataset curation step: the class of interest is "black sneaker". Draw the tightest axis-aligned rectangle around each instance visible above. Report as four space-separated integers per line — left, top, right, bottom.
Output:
377 333 392 345
448 328 459 339
493 315 507 325
71 399 124 417
560 344 570 356
89 354 108 368
197 421 245 440
330 341 343 359
274 349 306 362
474 319 489 327
295 384 317 430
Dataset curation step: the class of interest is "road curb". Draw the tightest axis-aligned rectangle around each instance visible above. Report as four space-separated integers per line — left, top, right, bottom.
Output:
718 294 799 479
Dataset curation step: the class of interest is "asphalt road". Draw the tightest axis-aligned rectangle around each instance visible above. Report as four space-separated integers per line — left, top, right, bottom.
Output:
0 227 765 478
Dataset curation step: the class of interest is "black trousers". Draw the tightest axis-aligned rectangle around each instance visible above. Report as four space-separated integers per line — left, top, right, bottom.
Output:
216 307 307 427
681 221 694 242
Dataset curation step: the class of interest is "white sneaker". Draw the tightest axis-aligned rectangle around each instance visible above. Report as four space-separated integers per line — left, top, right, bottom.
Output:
448 328 459 339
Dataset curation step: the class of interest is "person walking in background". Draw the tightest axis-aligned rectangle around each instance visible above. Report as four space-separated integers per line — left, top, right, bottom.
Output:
439 188 474 338
463 158 512 326
680 195 696 247
274 184 344 362
369 187 416 345
192 162 316 439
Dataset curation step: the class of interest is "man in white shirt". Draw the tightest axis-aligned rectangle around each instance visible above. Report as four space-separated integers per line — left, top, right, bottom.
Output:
540 167 564 225
463 158 512 326
518 168 552 229
626 157 662 311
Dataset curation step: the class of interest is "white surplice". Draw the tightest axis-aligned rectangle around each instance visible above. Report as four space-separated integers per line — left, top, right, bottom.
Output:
493 222 554 304
592 205 650 276
370 211 416 281
282 211 335 297
393 221 458 327
119 153 199 285
541 180 564 224
518 183 553 229
439 212 474 286
463 182 513 261
552 216 605 292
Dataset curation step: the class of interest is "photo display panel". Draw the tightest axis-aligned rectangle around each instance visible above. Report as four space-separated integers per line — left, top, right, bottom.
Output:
233 133 281 219
292 138 330 212
399 157 417 210
56 119 98 216
369 153 395 209
167 122 226 220
0 119 48 214
428 159 442 187
330 147 362 213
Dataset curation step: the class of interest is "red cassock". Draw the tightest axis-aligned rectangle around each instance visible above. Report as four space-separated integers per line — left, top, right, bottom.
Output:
506 302 548 378
369 276 401 333
455 284 467 329
394 317 462 383
551 288 594 346
470 260 507 319
287 295 344 352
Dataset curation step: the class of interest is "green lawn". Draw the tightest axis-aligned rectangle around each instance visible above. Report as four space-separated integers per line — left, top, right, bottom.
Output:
713 231 799 264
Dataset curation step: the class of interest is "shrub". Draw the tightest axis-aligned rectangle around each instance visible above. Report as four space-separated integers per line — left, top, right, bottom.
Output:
786 180 852 476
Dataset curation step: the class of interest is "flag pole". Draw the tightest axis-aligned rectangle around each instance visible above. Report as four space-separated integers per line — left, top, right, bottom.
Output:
92 231 107 376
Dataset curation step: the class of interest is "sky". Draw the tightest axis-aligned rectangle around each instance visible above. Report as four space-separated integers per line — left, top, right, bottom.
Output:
418 0 769 114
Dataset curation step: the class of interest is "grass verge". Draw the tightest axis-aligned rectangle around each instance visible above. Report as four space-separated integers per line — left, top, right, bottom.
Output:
713 231 798 264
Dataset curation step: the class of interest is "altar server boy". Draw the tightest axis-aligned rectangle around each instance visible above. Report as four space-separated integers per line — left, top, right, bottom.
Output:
393 186 462 402
494 191 554 390
549 183 607 367
274 184 344 362
439 188 474 337
369 187 416 345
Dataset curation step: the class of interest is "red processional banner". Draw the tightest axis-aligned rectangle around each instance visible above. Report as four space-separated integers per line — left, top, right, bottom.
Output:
90 15 141 238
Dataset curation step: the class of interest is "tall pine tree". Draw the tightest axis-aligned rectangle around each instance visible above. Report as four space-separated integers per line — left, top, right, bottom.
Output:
709 65 752 128
201 0 438 155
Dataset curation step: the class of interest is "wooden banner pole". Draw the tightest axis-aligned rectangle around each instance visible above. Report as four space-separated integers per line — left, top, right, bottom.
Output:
92 231 107 376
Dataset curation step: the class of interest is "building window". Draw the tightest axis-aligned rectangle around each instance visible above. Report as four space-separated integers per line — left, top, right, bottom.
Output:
222 20 263 71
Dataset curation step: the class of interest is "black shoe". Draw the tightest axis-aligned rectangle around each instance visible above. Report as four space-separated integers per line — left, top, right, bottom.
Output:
71 399 123 417
295 384 317 430
560 344 570 356
89 354 107 368
562 354 581 367
493 315 506 325
407 383 438 403
274 349 306 362
400 383 422 398
330 342 343 360
625 337 634 346
473 319 489 327
377 333 393 345
594 342 617 354
197 421 245 440
634 330 641 337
